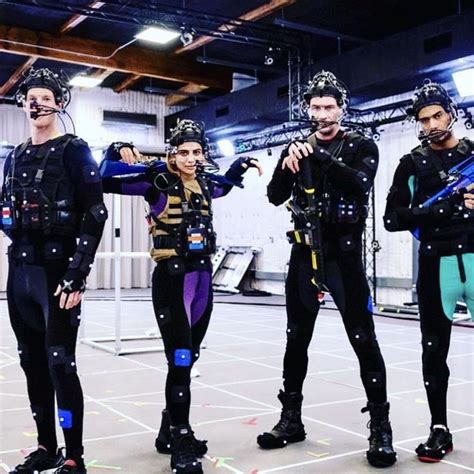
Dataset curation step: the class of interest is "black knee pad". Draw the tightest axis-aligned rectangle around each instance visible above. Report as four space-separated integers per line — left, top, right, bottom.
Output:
156 307 171 327
171 385 190 403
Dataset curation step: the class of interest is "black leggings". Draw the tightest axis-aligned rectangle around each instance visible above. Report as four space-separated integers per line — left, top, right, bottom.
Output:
417 254 453 427
7 258 84 462
152 257 213 426
283 245 387 403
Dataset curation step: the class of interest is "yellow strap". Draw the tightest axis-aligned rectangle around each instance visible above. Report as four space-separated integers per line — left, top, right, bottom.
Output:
294 231 302 244
311 251 318 270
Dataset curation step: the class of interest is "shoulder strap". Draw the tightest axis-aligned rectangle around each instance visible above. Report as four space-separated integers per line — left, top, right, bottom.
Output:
410 149 448 182
307 132 345 158
14 140 30 160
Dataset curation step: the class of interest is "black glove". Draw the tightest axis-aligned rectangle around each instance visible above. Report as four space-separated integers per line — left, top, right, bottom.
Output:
58 270 87 294
224 156 259 186
104 142 134 161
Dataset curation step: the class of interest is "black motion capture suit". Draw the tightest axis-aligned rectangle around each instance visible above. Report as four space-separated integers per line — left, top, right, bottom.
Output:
384 80 474 462
0 69 107 473
257 71 396 468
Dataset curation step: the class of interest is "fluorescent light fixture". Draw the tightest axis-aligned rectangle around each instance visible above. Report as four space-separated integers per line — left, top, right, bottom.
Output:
217 139 235 157
69 75 103 88
135 26 180 44
452 69 474 97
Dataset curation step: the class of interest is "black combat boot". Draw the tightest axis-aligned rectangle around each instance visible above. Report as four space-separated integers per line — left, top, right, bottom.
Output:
257 390 306 449
361 402 397 467
416 425 453 462
170 425 203 474
155 409 207 457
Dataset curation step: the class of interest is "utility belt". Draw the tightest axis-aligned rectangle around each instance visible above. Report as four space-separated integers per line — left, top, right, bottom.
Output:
319 198 368 224
287 228 361 254
158 256 212 276
0 199 78 233
8 240 76 265
153 226 217 257
419 236 474 257
420 218 474 242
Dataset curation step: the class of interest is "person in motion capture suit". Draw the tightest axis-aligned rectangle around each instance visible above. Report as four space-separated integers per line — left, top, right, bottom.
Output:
0 68 108 474
99 119 263 474
257 70 396 468
384 80 474 462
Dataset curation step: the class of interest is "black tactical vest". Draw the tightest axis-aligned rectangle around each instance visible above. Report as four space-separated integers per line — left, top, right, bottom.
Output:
149 172 216 259
1 134 82 237
293 131 370 226
410 138 474 250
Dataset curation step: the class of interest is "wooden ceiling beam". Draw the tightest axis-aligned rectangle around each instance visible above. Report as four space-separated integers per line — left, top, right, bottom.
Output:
59 2 105 35
0 24 232 90
113 0 296 96
0 2 107 98
165 83 208 107
175 0 297 54
0 56 37 97
114 74 142 93
166 0 295 105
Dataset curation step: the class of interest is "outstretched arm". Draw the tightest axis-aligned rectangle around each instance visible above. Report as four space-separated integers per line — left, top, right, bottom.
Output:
99 142 164 202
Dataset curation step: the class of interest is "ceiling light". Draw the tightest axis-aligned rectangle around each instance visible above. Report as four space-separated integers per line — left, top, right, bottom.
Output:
452 69 474 97
135 26 180 44
217 139 235 157
69 75 103 88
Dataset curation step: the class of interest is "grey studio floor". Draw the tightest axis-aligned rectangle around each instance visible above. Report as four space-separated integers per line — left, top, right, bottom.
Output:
0 291 473 474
